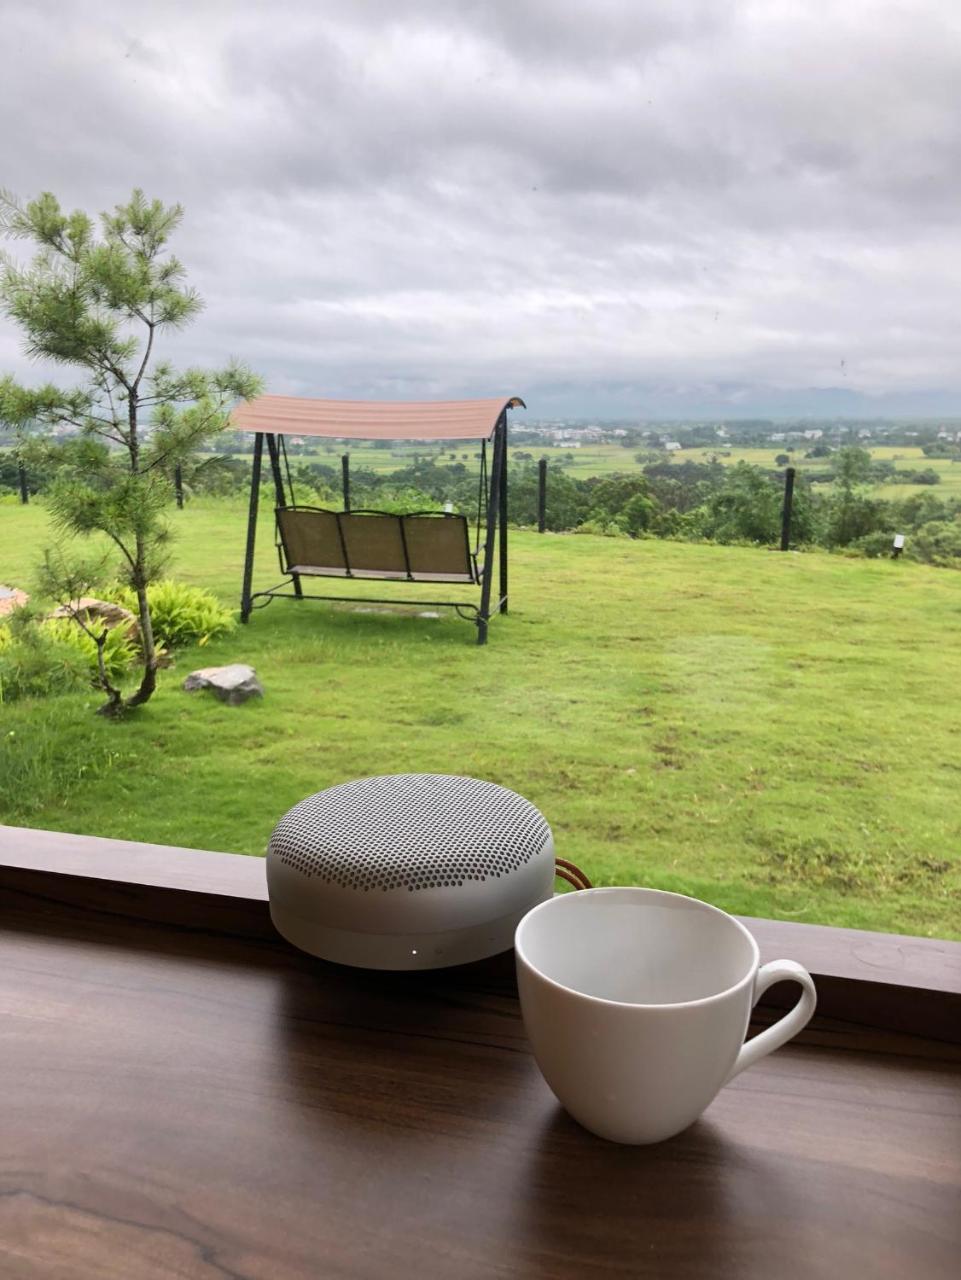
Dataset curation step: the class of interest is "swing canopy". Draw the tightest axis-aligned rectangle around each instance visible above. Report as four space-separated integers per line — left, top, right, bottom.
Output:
232 394 525 645
232 395 525 442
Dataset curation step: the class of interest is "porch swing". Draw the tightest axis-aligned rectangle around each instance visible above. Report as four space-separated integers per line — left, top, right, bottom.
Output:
231 395 525 644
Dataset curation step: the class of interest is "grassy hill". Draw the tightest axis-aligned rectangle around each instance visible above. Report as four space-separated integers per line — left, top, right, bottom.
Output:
1 497 959 939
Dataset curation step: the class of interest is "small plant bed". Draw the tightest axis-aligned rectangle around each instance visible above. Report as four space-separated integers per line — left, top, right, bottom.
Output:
0 581 233 702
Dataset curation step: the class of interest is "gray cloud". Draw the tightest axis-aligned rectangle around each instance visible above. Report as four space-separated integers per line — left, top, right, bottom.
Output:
2 0 961 416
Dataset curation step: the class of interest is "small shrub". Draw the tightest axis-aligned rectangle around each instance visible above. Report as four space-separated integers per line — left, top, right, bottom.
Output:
0 618 88 701
650 507 708 540
906 520 961 568
574 519 630 538
850 531 898 560
357 486 441 515
0 614 137 702
822 490 886 547
43 617 139 684
620 492 656 537
111 580 235 649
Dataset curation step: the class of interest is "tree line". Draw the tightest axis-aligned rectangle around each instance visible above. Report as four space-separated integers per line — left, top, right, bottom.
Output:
11 443 955 567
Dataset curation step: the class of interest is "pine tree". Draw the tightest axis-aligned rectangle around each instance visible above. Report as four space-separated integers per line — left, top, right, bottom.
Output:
0 189 263 715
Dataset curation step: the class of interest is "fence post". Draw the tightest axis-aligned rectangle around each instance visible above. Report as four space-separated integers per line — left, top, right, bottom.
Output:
18 462 29 505
174 463 184 510
341 454 351 512
780 466 796 551
537 457 547 533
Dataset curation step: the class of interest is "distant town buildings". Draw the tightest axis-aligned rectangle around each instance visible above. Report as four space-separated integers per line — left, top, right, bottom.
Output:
510 416 961 454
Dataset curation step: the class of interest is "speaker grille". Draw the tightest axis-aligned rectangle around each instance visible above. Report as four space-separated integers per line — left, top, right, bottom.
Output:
268 774 551 893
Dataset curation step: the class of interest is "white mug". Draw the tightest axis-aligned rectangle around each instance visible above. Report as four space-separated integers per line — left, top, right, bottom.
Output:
515 887 817 1144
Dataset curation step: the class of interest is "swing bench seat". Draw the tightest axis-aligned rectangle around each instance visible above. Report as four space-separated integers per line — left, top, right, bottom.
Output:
276 506 481 585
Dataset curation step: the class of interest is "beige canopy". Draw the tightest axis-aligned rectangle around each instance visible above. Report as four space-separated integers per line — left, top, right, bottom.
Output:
231 395 526 442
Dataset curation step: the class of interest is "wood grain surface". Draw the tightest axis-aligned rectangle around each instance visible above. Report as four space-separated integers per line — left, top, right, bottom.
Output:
1 904 959 1280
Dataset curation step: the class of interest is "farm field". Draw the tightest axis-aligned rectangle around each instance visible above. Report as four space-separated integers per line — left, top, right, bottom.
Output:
8 438 961 501
231 438 961 500
2 498 959 940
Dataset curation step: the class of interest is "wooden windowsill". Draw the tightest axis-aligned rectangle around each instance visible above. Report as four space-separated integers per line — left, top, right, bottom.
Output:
2 823 959 1278
2 823 959 1046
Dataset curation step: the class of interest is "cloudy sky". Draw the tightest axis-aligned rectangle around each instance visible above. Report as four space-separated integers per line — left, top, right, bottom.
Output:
2 0 961 419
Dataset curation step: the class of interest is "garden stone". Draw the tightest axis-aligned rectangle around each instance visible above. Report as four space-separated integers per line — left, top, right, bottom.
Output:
183 663 263 705
0 585 28 617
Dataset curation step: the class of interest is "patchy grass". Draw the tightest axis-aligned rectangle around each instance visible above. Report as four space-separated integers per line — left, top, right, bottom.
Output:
1 498 959 939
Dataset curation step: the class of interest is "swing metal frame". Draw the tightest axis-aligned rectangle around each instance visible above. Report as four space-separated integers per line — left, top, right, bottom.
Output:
234 397 523 644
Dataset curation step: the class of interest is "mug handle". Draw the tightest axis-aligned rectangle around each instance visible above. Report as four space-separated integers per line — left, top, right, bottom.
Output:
727 959 817 1081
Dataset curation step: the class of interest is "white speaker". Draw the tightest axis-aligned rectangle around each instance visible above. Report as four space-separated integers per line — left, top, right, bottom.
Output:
266 773 556 970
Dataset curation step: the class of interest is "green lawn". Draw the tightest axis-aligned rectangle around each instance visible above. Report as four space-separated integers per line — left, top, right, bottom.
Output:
2 498 959 939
